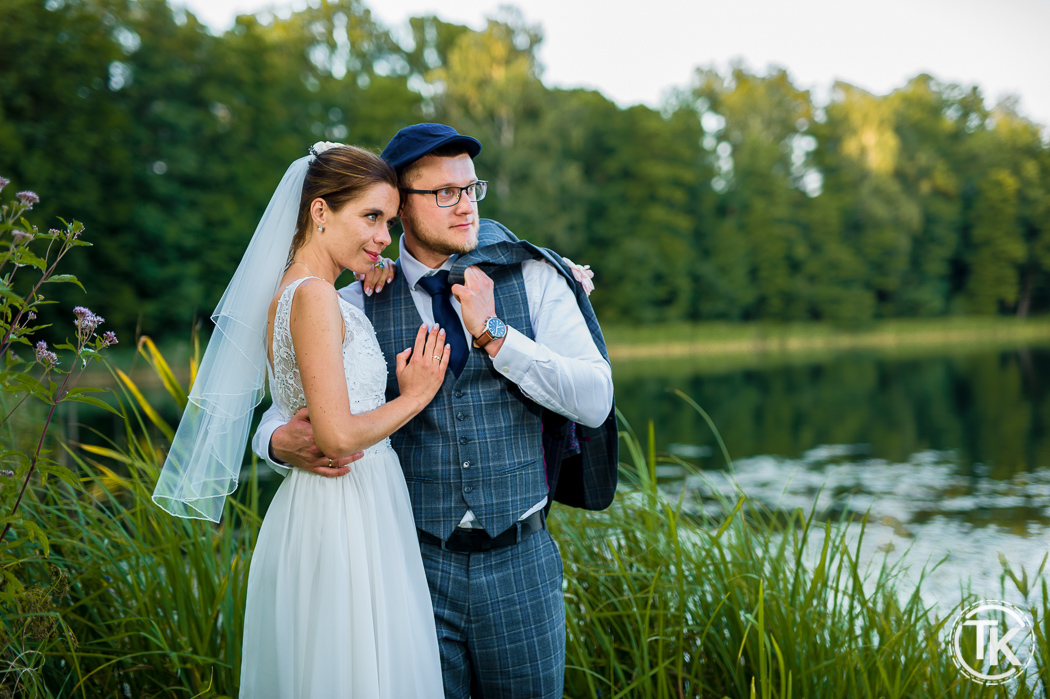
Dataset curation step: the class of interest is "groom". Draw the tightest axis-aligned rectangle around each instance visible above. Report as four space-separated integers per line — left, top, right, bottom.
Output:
253 123 617 698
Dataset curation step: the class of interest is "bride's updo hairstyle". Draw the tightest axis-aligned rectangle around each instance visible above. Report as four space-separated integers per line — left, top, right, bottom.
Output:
289 144 398 261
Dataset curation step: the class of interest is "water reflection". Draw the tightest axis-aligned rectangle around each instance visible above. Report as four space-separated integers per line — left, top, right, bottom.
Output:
673 448 1050 610
616 347 1050 609
614 347 1050 480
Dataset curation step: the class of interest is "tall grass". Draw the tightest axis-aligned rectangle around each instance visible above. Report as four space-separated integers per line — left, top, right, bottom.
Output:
2 339 254 698
3 340 1048 697
552 416 1049 698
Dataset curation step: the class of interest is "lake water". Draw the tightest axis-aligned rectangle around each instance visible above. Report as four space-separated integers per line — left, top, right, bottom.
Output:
612 346 1050 611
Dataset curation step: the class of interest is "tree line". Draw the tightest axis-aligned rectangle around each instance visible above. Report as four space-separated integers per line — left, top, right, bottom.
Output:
2 0 1048 342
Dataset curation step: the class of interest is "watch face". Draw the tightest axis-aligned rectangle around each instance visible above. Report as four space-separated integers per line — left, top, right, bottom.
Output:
486 317 507 338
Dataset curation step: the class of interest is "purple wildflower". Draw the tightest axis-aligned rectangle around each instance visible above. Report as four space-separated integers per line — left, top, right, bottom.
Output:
74 306 103 339
35 340 58 369
0 470 15 478
11 230 30 245
0 176 9 192
103 331 118 346
16 191 39 208
27 311 36 321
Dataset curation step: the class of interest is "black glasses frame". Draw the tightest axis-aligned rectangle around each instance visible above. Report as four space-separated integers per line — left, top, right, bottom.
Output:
402 181 488 207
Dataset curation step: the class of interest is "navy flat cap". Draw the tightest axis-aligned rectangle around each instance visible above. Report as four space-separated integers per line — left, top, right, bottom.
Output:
380 123 482 173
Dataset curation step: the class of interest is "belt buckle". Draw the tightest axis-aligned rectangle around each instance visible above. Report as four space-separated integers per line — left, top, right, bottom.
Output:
441 528 480 553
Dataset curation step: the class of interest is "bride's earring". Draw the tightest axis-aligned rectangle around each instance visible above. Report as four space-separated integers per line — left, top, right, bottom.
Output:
318 225 324 233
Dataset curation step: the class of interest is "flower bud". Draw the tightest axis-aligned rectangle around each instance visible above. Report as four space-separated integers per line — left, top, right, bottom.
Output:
35 340 58 369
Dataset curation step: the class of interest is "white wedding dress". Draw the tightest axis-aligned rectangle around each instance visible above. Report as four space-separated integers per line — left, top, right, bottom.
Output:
239 277 443 698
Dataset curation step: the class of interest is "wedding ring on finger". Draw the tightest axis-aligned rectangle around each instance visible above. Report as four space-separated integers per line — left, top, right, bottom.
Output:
327 458 333 468
432 355 441 360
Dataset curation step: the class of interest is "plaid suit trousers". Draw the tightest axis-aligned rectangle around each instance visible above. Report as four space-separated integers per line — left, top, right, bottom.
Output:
419 529 566 699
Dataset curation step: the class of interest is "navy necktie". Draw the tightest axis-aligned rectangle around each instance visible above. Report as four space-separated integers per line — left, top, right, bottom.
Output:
416 271 468 377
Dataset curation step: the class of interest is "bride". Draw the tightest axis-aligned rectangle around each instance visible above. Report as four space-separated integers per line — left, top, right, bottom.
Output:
152 143 446 697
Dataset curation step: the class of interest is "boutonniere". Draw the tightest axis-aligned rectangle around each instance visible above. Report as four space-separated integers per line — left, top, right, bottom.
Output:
562 257 595 296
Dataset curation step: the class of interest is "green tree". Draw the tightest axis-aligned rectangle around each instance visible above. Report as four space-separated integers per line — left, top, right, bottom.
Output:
889 75 964 316
815 83 923 318
692 66 813 320
963 167 1025 313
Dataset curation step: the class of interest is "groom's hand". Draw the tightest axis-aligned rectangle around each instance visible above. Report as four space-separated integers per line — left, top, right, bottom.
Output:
271 408 363 477
451 266 505 356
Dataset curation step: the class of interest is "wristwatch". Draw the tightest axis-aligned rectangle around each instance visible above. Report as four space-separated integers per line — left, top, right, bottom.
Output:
472 316 507 348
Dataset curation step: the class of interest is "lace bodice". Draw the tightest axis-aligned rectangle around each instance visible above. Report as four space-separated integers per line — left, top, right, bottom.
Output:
268 277 389 424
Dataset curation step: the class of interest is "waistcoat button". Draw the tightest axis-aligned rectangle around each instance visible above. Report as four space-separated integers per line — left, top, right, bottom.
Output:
459 437 469 445
462 461 471 469
463 485 473 493
456 412 465 421
454 390 464 398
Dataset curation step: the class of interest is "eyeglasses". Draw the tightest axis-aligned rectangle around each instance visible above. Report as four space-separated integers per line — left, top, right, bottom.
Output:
402 181 488 208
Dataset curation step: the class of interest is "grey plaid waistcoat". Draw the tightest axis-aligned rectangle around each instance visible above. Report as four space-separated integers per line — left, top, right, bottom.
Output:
450 221 619 516
363 237 546 540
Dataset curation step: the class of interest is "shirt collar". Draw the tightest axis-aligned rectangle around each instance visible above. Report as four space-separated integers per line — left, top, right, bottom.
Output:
398 234 457 290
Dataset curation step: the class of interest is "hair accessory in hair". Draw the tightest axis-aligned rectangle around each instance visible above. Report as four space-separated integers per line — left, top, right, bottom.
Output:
309 141 346 157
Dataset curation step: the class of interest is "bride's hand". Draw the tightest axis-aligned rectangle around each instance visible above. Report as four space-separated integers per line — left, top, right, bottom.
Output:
356 257 396 296
395 324 450 408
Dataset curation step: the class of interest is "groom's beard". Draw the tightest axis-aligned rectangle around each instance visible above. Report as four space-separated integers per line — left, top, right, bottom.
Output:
400 211 479 258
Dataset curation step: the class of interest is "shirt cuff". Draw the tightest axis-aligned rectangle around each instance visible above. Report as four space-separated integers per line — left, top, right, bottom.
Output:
488 326 533 383
265 437 292 476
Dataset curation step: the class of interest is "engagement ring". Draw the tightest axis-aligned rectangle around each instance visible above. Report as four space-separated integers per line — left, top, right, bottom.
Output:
375 260 385 269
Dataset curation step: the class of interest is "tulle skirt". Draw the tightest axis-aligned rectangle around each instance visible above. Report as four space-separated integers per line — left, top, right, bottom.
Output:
239 445 443 698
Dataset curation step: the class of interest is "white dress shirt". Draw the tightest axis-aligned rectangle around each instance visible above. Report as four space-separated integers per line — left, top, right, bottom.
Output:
251 235 614 527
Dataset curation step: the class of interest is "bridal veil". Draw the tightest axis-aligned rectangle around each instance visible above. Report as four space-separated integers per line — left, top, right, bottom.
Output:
152 156 310 521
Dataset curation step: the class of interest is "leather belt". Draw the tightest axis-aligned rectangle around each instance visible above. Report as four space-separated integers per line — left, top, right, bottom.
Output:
418 510 545 553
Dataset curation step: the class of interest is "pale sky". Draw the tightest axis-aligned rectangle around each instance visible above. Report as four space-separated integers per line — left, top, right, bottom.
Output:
176 0 1050 129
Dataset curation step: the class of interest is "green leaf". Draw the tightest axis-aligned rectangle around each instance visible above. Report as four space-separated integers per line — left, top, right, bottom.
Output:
0 567 25 596
0 449 31 464
37 460 80 490
64 393 121 415
66 386 108 396
6 373 49 400
21 519 50 557
0 283 23 303
15 249 48 270
44 274 86 291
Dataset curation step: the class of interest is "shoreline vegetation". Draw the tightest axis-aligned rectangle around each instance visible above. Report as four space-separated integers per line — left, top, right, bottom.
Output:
605 315 1050 365
90 316 1050 390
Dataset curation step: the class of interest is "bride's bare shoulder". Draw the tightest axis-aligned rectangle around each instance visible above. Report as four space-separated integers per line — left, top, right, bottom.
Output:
269 274 333 312
287 278 343 345
288 277 337 309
